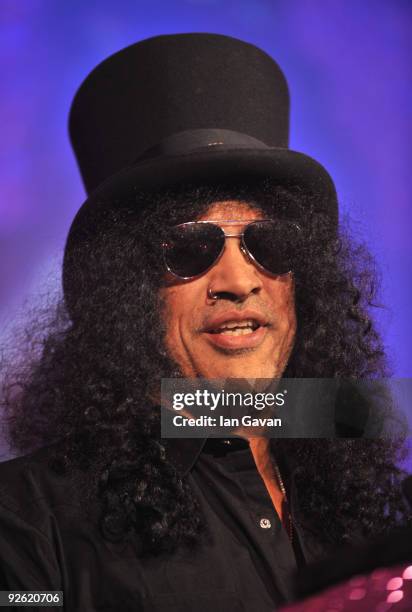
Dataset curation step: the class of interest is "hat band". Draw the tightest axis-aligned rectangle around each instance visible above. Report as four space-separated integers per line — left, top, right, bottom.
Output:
138 128 270 161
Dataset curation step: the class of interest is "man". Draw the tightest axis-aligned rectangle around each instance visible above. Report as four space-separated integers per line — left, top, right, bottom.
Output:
0 33 410 611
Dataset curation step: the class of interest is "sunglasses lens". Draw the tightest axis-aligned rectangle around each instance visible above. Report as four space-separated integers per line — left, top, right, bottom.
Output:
164 223 225 278
244 220 301 275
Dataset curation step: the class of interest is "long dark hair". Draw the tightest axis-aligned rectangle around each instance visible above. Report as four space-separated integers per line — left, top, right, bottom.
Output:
2 181 410 554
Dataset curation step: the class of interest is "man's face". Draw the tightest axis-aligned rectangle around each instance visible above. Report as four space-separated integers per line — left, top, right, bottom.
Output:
160 201 296 379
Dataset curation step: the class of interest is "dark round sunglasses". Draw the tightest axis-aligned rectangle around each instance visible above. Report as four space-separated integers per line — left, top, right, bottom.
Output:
162 219 302 280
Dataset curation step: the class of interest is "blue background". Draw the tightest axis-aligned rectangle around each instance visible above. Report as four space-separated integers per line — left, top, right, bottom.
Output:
0 1 411 460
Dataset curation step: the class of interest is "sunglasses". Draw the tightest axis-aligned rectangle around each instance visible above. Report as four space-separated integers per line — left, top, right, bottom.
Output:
162 219 302 280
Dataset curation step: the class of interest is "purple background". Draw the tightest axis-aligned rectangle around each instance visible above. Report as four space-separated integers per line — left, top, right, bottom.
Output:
1 1 411 460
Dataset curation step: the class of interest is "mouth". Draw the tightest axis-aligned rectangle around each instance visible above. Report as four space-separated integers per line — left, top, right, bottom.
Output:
208 319 261 336
202 314 269 350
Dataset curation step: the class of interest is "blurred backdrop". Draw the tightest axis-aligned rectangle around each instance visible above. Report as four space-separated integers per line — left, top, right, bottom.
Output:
1 1 411 456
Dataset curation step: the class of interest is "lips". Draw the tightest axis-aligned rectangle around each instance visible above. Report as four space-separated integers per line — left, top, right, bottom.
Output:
207 318 260 335
201 311 269 350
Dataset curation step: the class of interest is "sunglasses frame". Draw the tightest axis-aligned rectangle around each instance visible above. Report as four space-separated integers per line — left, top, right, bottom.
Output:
162 219 302 281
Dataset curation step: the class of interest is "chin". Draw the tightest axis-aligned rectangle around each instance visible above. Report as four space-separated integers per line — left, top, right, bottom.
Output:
224 370 276 380
202 359 277 380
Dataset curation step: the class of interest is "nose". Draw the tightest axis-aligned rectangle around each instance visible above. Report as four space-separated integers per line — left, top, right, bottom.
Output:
206 237 263 302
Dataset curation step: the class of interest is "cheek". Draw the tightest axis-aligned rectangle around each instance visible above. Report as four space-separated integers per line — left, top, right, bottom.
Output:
161 291 182 343
285 290 297 328
160 285 200 345
269 282 296 335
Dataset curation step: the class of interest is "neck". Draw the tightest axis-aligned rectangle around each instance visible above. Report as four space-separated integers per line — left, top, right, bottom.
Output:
248 437 287 524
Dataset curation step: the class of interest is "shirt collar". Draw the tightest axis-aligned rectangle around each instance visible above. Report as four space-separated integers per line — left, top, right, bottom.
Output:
162 436 269 476
162 437 207 476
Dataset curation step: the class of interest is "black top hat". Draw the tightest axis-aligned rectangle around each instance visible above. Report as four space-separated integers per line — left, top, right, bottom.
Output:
63 33 337 299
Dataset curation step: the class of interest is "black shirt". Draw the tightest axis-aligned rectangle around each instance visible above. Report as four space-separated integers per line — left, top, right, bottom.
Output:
0 438 328 611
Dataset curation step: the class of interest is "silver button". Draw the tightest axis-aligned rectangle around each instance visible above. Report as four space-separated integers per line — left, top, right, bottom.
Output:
260 518 272 529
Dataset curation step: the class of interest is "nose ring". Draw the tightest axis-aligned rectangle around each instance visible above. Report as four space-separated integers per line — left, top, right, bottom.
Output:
207 288 218 300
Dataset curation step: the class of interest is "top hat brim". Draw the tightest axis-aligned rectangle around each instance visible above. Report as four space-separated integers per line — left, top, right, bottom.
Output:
63 146 337 300
65 146 337 242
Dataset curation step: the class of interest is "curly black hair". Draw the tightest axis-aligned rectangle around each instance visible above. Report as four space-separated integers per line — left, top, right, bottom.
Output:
1 180 411 555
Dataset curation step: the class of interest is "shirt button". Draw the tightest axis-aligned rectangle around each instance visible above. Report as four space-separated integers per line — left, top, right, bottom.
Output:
260 518 272 529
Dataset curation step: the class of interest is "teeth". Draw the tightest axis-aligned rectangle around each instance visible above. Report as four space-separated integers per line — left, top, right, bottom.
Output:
220 327 254 336
209 319 260 334
220 319 255 330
